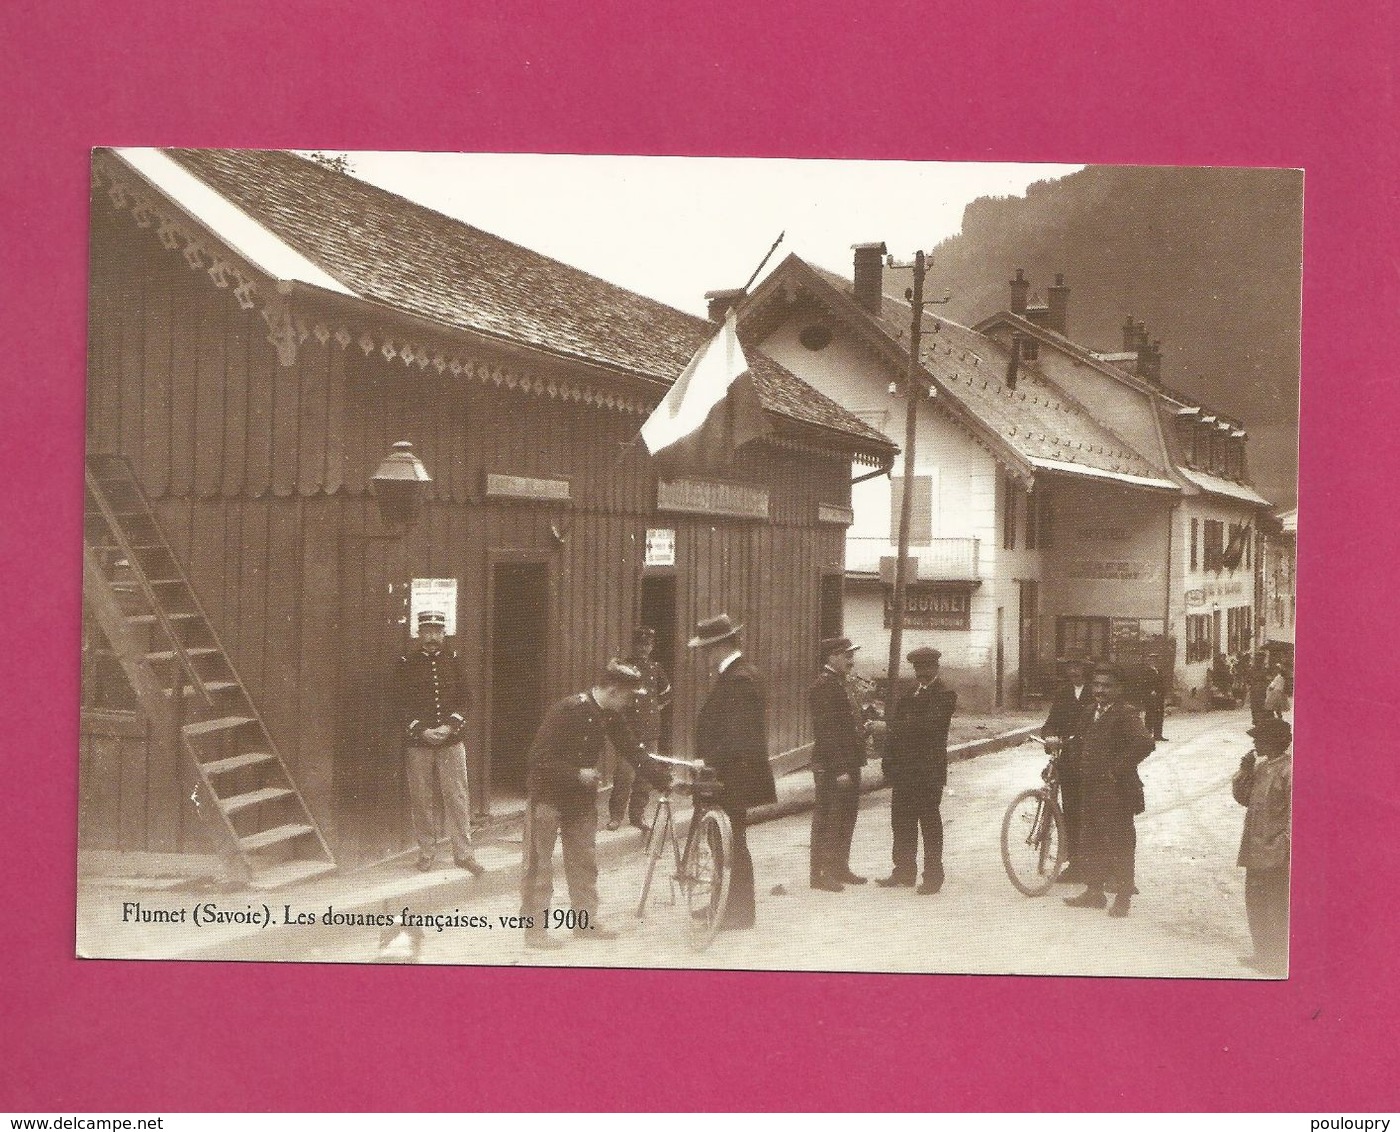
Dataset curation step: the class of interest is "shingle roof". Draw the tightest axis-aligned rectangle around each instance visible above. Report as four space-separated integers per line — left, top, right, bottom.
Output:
161 149 891 454
802 264 1174 486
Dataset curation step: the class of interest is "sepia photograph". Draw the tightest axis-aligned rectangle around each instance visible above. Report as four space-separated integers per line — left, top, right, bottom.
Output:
77 147 1301 978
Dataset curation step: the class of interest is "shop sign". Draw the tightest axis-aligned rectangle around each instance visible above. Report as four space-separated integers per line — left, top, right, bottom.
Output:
1111 618 1141 642
409 577 458 637
1186 588 1206 608
645 528 676 567
657 479 769 520
883 583 972 631
485 473 571 503
1067 559 1157 582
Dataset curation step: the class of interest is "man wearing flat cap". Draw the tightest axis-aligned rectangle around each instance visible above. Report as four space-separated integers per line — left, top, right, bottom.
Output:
607 625 672 833
808 637 869 891
394 609 483 875
689 613 777 929
878 646 957 893
1232 717 1292 976
519 660 669 950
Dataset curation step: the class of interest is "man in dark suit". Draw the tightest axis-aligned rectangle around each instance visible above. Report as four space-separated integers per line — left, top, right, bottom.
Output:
876 646 957 894
690 613 777 930
1062 663 1155 918
807 637 869 892
1042 656 1090 882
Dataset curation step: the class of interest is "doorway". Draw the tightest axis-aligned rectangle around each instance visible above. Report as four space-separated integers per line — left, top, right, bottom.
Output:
639 572 677 753
818 571 844 667
1017 580 1040 705
488 559 550 802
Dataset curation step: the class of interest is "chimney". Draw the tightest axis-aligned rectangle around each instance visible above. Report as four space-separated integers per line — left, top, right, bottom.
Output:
1134 326 1163 384
851 242 888 315
704 287 747 324
1046 273 1069 336
1009 267 1029 315
1122 315 1138 352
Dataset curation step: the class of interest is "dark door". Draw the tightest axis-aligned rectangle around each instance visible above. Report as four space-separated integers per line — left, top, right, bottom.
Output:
1017 580 1039 705
489 561 549 801
640 573 677 753
818 572 844 667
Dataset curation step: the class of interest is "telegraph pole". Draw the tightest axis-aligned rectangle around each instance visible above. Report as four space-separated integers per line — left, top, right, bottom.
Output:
884 250 949 721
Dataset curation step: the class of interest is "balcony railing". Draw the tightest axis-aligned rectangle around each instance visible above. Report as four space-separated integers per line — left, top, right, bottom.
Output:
846 537 981 581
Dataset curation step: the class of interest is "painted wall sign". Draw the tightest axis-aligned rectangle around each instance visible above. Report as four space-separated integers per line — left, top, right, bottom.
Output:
645 528 676 567
657 479 769 520
883 583 972 631
1067 559 1158 582
484 472 572 502
409 577 458 637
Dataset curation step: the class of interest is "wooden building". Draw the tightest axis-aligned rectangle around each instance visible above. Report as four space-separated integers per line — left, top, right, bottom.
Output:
80 148 894 880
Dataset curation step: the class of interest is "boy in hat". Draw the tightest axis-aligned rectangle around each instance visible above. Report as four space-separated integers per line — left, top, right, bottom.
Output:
1232 717 1293 976
394 609 483 875
520 660 668 950
689 613 777 929
808 637 868 891
607 625 672 833
878 646 957 893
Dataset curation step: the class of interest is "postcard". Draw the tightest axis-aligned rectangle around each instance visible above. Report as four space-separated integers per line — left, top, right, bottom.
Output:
77 148 1300 977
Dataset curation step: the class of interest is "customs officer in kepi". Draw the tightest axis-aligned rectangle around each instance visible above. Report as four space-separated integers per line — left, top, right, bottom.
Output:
1042 656 1091 883
394 609 484 875
877 646 957 894
607 625 672 833
1062 663 1154 918
519 661 669 951
690 613 777 930
808 637 869 892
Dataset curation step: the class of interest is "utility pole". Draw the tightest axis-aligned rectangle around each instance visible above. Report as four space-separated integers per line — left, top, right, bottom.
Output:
885 250 949 722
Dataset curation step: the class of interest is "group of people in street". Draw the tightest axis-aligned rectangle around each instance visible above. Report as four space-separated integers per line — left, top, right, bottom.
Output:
395 606 1291 971
1041 652 1292 968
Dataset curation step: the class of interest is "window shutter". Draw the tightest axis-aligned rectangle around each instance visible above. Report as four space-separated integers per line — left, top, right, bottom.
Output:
889 476 933 546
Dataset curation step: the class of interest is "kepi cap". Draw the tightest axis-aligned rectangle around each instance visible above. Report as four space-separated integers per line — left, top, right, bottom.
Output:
417 610 447 629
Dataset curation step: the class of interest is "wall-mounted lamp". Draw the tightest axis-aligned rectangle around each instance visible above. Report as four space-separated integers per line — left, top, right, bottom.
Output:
370 440 433 527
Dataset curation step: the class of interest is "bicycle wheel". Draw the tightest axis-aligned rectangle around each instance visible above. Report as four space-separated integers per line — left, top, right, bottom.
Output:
635 800 672 918
1001 788 1065 896
683 808 732 951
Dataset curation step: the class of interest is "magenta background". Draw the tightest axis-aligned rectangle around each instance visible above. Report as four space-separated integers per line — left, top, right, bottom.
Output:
1 0 1394 1112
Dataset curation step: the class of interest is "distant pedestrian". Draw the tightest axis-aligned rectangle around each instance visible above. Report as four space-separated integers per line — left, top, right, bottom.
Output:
1142 662 1167 743
807 637 869 892
690 613 777 930
1062 664 1154 918
519 661 668 950
1265 667 1291 718
394 610 484 876
607 625 672 833
1248 660 1273 727
1232 717 1292 976
1042 657 1090 883
877 646 957 895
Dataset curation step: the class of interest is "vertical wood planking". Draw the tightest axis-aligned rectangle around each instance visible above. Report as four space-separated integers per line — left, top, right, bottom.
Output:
141 255 173 497
193 280 228 498
245 330 275 498
117 227 145 470
324 341 347 495
297 498 341 845
299 337 330 496
262 500 303 775
271 338 301 498
222 308 250 497
167 272 198 497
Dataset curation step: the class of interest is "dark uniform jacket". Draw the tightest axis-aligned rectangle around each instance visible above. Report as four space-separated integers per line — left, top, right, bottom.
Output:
394 647 469 745
526 692 665 817
624 655 672 746
695 656 778 810
884 679 958 789
1043 680 1090 748
1076 701 1154 815
807 667 867 776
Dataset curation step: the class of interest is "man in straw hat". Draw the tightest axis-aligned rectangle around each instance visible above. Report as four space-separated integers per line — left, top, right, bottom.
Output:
877 646 957 894
394 609 484 876
808 637 869 892
689 613 777 929
1232 716 1293 976
519 660 668 951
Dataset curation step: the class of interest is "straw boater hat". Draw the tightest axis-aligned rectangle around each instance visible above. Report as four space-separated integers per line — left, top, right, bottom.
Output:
688 613 743 649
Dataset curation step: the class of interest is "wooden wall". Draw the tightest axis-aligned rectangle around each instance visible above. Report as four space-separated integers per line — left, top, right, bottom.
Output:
82 199 853 865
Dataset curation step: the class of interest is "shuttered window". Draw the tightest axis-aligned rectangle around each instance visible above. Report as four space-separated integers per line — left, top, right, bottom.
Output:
889 476 933 546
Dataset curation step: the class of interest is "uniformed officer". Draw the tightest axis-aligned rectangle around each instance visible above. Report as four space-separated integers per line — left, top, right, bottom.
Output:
394 609 484 875
520 660 670 950
877 646 957 894
808 636 869 891
607 625 673 832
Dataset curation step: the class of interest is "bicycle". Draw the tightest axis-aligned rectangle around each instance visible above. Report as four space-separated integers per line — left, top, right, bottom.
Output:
1000 735 1066 896
634 754 733 951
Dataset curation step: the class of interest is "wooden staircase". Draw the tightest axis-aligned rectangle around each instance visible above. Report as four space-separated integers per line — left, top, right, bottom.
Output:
83 454 336 889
